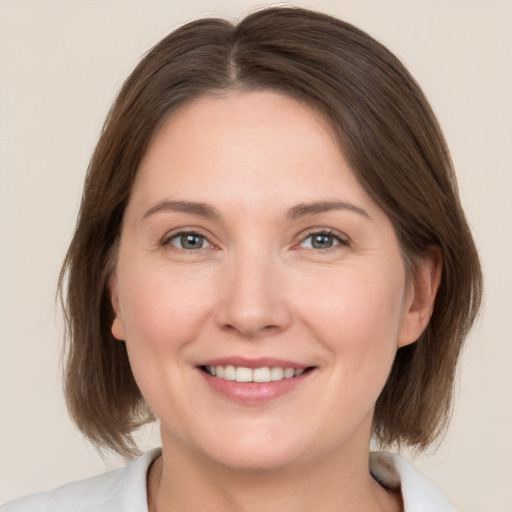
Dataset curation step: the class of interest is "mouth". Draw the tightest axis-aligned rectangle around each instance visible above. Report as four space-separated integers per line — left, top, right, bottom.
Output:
199 365 314 383
196 359 316 403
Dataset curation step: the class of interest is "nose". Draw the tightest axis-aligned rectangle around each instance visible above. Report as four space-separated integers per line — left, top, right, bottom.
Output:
213 249 292 339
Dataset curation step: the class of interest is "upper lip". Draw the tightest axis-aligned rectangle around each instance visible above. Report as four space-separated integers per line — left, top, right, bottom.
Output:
196 357 311 369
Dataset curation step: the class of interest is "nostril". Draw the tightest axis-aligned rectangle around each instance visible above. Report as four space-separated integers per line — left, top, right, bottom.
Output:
220 321 283 339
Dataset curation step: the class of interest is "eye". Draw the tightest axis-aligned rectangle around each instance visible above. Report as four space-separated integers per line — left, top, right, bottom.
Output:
166 232 211 250
299 231 346 250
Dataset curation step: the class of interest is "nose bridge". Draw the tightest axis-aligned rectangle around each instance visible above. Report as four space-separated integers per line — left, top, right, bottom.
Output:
215 241 290 338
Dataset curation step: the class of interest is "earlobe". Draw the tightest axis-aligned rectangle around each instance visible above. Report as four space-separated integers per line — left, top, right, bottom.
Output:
108 273 126 341
111 317 126 341
398 248 442 348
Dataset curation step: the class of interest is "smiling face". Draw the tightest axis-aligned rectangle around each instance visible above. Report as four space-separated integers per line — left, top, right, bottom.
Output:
110 90 431 472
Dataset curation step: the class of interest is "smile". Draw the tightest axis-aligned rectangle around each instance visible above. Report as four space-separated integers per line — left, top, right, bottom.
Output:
202 365 307 383
198 360 315 403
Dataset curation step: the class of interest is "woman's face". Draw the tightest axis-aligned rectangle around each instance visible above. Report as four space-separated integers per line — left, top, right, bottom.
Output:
111 91 426 471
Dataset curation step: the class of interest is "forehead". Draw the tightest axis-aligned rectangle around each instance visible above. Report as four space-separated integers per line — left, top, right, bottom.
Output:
132 90 373 210
140 90 338 169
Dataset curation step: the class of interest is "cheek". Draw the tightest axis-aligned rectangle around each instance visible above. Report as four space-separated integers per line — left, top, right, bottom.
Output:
115 262 218 416
279 262 407 447
117 262 216 352
297 263 406 369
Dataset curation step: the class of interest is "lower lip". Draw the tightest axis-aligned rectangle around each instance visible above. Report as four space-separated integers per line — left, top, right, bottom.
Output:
199 369 312 404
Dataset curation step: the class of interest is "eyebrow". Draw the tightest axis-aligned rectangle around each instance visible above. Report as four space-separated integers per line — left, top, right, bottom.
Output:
142 199 370 222
287 200 370 220
143 200 220 220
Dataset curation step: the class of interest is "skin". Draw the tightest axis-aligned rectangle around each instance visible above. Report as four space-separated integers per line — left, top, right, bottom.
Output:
110 91 440 512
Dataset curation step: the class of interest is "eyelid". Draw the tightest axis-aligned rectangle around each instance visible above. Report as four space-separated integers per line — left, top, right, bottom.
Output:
160 228 217 249
158 226 349 251
298 228 350 246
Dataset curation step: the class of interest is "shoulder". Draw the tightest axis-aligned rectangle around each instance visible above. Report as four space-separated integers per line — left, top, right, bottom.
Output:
1 448 161 512
370 452 456 512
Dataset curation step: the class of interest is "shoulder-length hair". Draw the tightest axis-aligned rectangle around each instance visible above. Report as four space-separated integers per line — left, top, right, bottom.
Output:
60 7 482 458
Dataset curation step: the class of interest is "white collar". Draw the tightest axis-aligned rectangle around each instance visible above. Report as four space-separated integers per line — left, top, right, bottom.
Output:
118 450 457 512
2 449 455 512
370 452 455 511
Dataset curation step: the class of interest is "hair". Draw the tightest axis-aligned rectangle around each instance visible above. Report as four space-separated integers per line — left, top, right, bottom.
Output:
59 6 482 458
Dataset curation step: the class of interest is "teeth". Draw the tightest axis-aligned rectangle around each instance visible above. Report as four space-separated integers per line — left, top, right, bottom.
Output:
253 367 270 382
206 365 307 383
283 368 295 379
224 365 236 381
270 367 284 381
235 367 252 382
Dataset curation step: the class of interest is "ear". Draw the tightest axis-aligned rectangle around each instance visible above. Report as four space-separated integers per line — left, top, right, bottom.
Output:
108 272 126 341
398 248 442 348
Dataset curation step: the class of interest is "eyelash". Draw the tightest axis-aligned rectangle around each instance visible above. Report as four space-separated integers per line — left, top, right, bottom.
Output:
297 229 349 252
161 230 213 251
160 229 350 253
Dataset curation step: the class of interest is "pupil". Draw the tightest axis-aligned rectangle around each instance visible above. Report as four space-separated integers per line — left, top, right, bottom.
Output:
312 234 333 249
182 234 202 249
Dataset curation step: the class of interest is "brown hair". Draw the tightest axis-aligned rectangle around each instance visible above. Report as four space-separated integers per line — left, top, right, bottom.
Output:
60 7 482 458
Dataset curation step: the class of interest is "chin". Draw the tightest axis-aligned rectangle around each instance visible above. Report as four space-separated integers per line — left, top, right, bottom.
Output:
168 419 308 473
205 442 302 473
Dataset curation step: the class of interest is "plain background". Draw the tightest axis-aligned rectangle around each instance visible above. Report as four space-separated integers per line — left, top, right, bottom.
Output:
1 1 511 510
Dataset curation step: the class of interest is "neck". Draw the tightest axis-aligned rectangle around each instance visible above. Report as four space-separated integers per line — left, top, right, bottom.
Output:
147 436 402 512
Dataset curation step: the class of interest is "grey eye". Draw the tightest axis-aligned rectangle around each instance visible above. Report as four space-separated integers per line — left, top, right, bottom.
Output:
170 233 208 250
300 232 340 249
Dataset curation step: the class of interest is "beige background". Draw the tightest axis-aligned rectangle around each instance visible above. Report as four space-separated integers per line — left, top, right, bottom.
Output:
1 1 511 510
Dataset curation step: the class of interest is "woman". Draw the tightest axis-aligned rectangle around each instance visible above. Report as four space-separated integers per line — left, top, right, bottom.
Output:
2 7 482 512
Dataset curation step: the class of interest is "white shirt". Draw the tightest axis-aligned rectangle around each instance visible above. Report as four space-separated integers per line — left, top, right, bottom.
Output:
1 449 455 512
